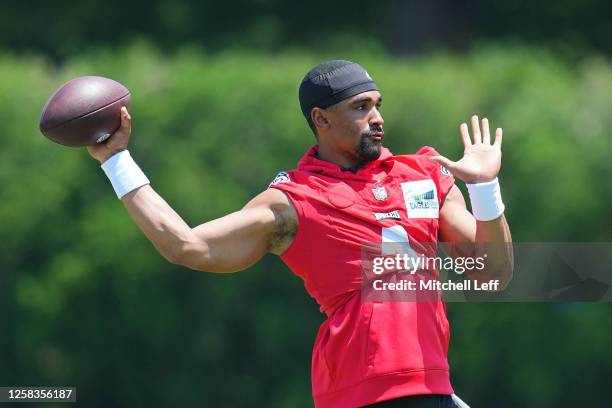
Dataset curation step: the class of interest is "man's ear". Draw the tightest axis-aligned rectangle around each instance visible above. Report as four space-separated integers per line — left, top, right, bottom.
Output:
311 107 330 130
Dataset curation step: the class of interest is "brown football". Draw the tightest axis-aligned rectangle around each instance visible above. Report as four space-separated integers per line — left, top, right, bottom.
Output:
39 76 131 147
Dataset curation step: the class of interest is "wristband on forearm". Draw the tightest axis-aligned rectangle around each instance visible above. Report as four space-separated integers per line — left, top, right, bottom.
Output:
101 150 150 199
466 177 505 221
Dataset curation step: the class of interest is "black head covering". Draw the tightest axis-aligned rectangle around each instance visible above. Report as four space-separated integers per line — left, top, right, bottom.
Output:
299 60 379 119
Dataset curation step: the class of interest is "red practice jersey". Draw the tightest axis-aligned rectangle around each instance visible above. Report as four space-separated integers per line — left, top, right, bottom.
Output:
270 145 455 408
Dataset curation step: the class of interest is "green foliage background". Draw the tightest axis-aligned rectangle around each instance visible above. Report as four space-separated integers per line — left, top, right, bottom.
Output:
1 43 612 406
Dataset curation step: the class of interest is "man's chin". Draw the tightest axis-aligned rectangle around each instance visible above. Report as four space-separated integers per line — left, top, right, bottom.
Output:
359 144 382 162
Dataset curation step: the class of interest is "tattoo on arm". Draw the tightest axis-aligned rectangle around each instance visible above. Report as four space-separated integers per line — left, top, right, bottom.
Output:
269 206 297 253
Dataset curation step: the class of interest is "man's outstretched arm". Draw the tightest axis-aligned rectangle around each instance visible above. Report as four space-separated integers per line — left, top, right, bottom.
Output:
122 186 296 272
87 108 297 273
439 184 512 247
439 184 513 288
433 115 513 289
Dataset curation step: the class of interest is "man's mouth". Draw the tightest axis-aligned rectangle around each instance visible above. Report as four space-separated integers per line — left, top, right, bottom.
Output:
372 131 384 141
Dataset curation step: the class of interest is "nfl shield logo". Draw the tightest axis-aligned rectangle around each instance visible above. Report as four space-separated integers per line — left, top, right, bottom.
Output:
372 186 388 201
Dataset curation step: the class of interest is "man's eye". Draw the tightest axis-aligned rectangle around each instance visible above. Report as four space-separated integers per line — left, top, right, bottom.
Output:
356 105 366 110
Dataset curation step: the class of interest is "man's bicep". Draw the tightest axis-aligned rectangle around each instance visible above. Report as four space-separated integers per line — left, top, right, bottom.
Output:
188 204 278 272
439 184 476 244
185 189 296 272
247 188 298 256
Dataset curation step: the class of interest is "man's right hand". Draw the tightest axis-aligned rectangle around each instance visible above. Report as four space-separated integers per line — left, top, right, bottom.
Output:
87 106 132 164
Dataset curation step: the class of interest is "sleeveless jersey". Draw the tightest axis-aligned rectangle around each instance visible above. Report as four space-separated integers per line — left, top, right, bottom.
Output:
270 145 455 408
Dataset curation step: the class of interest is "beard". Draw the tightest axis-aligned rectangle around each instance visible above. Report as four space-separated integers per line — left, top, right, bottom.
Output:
355 126 384 162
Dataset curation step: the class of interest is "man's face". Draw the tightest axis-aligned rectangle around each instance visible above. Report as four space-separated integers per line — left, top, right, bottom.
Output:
323 90 385 163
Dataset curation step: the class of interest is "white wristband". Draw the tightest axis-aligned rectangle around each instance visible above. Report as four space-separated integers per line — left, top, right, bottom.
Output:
101 150 150 199
466 177 505 221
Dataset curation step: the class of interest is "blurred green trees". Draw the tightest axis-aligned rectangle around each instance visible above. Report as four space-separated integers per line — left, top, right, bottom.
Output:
3 0 612 58
1 44 612 406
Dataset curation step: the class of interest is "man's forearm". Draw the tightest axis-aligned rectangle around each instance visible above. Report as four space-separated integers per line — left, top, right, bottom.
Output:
96 147 202 265
475 214 513 288
475 215 512 243
121 184 202 264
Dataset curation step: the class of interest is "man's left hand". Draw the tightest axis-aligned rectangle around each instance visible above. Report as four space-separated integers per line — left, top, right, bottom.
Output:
430 115 502 184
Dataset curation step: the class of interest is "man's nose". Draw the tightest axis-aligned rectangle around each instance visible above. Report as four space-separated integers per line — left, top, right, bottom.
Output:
370 108 384 127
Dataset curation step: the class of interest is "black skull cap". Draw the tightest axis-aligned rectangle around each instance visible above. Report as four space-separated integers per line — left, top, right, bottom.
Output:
299 60 379 119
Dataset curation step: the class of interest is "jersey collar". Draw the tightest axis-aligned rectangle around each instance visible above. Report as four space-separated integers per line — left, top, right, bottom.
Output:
297 145 394 181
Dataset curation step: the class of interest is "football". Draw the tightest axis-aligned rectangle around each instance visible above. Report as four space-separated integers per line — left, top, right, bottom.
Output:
39 76 131 147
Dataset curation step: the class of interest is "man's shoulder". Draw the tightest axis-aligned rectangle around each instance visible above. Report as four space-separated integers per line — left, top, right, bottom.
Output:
251 185 294 207
267 169 315 190
268 170 293 187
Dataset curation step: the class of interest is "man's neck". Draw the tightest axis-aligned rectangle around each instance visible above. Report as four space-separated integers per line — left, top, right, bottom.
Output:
316 144 363 170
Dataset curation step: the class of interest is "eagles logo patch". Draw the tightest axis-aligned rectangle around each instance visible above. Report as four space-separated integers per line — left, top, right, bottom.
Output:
269 171 291 186
401 179 439 219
